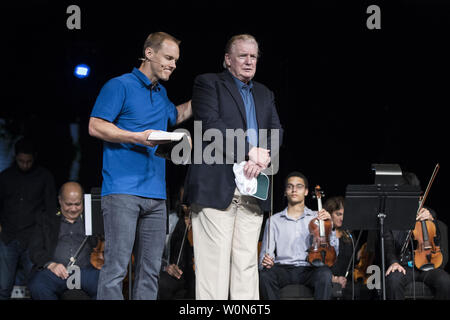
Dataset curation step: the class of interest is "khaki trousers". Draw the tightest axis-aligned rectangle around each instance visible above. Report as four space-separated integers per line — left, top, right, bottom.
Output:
191 188 263 300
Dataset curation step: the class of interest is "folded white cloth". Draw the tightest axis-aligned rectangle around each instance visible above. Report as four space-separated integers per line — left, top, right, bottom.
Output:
233 161 257 196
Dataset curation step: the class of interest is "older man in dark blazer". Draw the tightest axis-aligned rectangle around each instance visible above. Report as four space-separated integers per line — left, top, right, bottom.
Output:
185 34 283 300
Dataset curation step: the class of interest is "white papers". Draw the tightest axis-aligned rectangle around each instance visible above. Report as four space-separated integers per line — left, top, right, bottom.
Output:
233 161 258 195
147 131 186 141
84 194 92 236
233 161 270 200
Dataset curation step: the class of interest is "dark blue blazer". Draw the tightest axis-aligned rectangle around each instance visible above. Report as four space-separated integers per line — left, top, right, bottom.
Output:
185 70 283 211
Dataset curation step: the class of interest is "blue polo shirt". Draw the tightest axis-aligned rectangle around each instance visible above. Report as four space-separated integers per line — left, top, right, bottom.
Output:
91 67 178 199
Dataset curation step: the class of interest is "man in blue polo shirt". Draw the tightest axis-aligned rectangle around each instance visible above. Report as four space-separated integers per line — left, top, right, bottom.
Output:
89 31 191 300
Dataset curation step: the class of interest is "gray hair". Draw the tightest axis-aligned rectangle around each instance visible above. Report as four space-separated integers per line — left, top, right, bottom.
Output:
222 34 259 69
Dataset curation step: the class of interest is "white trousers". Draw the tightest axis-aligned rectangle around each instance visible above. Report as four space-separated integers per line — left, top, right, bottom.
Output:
191 188 263 300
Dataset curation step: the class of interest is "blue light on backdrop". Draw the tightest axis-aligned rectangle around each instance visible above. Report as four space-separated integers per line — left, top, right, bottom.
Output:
74 64 90 79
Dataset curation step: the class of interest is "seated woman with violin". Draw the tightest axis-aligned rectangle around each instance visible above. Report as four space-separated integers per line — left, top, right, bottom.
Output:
323 197 353 294
258 172 337 300
158 198 195 300
324 196 377 300
385 171 450 300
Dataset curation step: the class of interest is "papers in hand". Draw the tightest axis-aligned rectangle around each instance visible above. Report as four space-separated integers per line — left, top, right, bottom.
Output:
233 161 269 201
147 131 187 142
152 131 191 165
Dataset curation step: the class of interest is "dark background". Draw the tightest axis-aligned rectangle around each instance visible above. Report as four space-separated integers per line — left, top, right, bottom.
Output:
1 1 448 244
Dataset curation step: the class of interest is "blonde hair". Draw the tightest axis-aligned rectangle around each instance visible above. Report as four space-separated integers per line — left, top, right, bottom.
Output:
141 32 180 59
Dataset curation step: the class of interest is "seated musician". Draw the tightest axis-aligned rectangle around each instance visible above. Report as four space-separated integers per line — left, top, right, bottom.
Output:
258 171 337 300
324 196 378 300
324 196 353 295
385 172 450 300
158 195 195 300
27 182 100 299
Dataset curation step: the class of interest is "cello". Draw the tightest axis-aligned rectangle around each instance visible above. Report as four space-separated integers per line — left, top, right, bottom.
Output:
399 163 442 271
307 186 336 267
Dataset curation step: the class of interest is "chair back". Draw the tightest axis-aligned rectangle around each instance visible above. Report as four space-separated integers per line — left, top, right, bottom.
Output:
436 220 448 268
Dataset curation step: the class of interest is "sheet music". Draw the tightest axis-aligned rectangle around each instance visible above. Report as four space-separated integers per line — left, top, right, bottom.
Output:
84 194 92 236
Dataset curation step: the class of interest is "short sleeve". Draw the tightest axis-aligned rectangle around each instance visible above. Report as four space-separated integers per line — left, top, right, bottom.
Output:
90 78 126 122
167 102 178 127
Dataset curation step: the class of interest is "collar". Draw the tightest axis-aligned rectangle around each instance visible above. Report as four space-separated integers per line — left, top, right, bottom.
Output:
13 163 37 175
132 67 160 90
281 206 313 221
60 213 83 224
229 71 253 91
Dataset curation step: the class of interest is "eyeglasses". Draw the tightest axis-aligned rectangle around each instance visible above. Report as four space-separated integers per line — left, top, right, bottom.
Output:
286 184 305 191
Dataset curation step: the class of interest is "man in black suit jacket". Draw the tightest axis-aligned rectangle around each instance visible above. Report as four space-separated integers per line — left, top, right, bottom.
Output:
27 182 99 299
186 34 283 299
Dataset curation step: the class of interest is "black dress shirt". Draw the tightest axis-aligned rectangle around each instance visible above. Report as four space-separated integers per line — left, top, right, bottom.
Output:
52 215 91 268
331 234 354 277
0 163 56 249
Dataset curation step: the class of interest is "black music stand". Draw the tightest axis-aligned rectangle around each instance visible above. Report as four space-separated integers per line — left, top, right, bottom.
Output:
342 164 421 300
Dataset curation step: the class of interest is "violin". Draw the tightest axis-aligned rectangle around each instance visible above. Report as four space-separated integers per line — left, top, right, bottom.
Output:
307 186 336 267
400 163 442 271
412 218 442 271
90 237 105 270
352 242 375 284
90 236 135 299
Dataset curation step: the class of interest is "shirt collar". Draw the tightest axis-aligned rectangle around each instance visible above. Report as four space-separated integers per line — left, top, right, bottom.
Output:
281 206 313 221
230 71 253 91
61 214 82 224
132 67 160 90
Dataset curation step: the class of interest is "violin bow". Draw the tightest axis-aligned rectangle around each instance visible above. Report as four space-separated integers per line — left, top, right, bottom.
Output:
176 211 191 267
266 165 274 253
417 163 440 213
268 169 274 251
261 164 275 268
67 236 90 268
344 230 363 278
